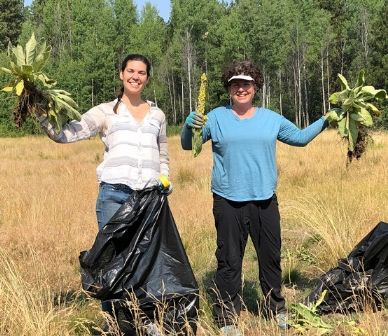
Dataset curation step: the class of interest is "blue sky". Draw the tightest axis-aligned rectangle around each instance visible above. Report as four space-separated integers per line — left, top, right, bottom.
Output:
24 0 172 22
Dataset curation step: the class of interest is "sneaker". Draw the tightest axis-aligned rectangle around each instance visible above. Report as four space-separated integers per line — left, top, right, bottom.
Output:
145 322 162 336
220 324 242 336
275 312 289 330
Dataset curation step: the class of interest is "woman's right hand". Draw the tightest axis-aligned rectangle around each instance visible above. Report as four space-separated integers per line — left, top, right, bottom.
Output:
185 111 205 129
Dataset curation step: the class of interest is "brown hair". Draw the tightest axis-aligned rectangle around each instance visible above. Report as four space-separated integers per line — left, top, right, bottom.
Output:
113 54 152 113
221 60 263 90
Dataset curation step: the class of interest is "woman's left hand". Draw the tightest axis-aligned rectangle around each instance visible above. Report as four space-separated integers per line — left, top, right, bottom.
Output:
158 175 173 195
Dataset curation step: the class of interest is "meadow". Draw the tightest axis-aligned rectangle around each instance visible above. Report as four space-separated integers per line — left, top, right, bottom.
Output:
0 130 387 335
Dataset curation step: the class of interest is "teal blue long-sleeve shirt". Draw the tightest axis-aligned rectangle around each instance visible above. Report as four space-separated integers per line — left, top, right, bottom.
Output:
181 106 327 201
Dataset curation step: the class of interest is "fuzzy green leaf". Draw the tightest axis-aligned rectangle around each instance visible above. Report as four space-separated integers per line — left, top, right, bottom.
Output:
328 92 342 105
37 73 57 88
21 64 33 76
50 89 71 96
55 113 66 132
13 45 25 66
343 98 354 108
0 67 12 74
48 109 61 133
325 108 344 124
338 74 350 90
50 92 81 121
314 290 328 310
33 42 50 72
366 103 380 116
338 117 348 137
356 70 365 87
192 129 203 157
53 91 79 109
58 101 82 120
9 61 22 76
25 33 37 65
348 118 359 152
329 89 349 105
350 108 373 127
374 89 387 100
359 86 387 99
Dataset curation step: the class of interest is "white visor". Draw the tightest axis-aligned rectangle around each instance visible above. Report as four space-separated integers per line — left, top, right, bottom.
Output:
228 75 254 82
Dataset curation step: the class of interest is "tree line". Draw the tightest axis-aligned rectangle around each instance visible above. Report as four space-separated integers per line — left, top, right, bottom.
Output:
0 0 387 135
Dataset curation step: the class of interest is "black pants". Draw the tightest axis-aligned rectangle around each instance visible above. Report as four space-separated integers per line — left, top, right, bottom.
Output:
212 193 285 327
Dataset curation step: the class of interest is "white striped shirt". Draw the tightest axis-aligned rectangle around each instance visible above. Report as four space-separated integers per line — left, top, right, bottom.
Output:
40 99 169 189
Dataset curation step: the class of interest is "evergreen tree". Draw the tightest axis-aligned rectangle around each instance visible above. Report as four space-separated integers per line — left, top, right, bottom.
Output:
0 0 24 50
111 0 137 64
1 0 387 134
130 3 168 109
368 0 387 89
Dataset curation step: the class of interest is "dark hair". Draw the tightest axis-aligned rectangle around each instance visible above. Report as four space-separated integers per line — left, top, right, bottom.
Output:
113 54 152 113
119 54 151 77
221 60 263 90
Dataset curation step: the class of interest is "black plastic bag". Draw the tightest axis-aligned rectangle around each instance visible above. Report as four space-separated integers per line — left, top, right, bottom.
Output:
306 221 388 314
79 187 199 335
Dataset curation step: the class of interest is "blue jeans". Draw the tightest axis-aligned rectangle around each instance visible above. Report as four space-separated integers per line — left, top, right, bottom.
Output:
95 182 133 314
96 182 133 230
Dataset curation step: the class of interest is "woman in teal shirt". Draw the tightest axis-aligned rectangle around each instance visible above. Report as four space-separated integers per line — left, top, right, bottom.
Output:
181 60 327 334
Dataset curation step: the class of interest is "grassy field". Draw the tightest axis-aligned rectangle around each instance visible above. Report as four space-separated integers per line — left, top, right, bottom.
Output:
0 130 387 335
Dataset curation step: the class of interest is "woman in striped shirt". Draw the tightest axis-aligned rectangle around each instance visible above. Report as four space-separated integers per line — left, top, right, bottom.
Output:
39 55 170 324
40 54 169 230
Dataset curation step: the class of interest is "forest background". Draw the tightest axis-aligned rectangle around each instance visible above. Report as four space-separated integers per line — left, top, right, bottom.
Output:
0 0 387 136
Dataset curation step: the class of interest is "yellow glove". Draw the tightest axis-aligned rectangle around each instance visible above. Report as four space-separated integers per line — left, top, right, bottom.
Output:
158 175 173 195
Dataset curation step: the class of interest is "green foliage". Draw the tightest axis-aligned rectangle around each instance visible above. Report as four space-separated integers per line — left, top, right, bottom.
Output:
0 33 81 131
290 289 369 335
111 0 137 64
130 3 169 110
290 290 333 335
166 125 181 137
368 1 388 90
0 0 24 51
0 0 387 136
326 70 387 162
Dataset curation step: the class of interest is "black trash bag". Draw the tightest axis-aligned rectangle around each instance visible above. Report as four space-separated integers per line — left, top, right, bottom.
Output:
306 221 388 314
79 187 199 335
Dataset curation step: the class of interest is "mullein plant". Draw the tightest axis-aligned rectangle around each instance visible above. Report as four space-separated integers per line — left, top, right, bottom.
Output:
325 70 387 164
290 290 367 335
1 33 81 132
192 73 208 157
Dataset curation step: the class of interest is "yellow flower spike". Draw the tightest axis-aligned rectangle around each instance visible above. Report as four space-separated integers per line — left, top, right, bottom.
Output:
192 73 207 157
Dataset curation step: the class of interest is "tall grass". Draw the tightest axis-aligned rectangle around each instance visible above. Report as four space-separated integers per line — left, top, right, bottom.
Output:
0 130 387 335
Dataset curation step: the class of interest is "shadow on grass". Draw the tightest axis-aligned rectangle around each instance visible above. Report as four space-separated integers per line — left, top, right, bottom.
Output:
52 289 103 334
282 267 314 290
53 289 91 307
200 270 261 316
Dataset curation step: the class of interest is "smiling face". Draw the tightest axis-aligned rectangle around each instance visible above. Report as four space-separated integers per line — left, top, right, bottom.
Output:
228 79 256 106
119 60 149 96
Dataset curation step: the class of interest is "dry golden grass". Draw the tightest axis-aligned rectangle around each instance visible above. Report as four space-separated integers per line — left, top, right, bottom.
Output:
0 130 387 335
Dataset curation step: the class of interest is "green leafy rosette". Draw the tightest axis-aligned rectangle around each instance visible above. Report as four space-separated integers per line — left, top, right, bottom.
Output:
326 70 387 164
1 33 81 132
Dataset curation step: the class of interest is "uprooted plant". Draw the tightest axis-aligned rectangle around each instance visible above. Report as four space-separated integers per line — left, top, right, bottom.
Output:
325 70 387 164
1 33 81 132
290 290 367 335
